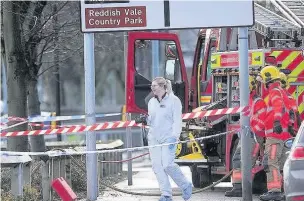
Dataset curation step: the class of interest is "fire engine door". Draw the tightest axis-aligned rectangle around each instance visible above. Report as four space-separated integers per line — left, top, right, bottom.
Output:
126 32 189 114
192 35 217 108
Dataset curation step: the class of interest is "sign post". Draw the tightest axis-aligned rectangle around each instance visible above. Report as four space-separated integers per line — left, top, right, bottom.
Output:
238 27 252 201
84 32 98 200
124 31 133 186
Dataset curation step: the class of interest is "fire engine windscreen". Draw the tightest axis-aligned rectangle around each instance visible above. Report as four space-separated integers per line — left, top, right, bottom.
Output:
134 40 182 82
133 39 186 112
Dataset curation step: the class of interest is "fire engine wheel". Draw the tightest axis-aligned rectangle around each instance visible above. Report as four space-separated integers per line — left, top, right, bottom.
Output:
191 165 212 188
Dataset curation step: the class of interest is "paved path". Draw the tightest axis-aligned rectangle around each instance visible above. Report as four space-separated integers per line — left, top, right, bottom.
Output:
97 153 261 201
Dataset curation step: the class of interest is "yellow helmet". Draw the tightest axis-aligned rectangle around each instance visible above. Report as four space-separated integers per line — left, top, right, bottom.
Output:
280 72 290 89
259 66 281 84
249 75 256 92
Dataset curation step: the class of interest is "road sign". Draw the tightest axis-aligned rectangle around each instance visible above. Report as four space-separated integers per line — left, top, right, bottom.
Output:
80 0 254 32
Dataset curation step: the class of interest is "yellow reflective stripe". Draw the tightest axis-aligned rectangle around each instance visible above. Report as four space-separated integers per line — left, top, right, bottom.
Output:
288 61 304 82
299 102 304 114
292 86 304 99
270 51 283 58
281 51 300 68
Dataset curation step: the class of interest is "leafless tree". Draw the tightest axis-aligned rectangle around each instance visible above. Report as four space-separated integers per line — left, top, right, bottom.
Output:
1 1 83 159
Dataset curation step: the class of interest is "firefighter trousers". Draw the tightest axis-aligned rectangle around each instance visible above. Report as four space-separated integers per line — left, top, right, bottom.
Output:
263 137 289 192
232 135 264 184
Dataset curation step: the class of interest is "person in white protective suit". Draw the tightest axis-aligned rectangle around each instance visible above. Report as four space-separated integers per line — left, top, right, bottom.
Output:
138 77 193 201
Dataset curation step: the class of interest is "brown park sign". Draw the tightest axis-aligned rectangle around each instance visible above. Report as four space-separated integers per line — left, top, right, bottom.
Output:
85 6 147 29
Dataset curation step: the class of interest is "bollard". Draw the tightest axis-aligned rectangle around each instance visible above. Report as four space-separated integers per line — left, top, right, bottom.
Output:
51 177 77 201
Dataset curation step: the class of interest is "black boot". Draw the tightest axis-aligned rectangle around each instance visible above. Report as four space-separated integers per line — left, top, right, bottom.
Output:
225 183 242 197
259 191 285 201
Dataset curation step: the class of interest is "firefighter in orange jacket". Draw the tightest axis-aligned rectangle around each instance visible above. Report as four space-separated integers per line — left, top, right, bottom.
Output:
280 72 301 136
225 75 266 197
258 66 292 201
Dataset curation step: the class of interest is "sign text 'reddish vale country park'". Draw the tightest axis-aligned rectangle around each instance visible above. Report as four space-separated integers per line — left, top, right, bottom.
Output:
85 6 147 29
80 0 254 32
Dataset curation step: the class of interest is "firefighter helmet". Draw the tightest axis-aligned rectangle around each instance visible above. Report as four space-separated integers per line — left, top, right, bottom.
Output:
249 75 256 92
260 66 281 84
280 72 290 89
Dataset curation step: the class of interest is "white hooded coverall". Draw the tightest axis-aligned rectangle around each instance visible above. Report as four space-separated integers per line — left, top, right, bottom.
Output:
147 93 191 197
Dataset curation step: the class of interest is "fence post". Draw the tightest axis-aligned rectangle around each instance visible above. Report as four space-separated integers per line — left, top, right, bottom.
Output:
126 113 133 185
42 161 51 201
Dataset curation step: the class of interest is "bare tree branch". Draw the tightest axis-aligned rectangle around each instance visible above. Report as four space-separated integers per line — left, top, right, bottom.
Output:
37 45 83 76
25 1 69 37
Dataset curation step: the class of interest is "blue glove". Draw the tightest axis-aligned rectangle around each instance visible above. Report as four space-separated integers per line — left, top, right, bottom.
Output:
167 137 177 150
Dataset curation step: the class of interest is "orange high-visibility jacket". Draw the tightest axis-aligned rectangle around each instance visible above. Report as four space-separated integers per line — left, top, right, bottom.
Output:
249 90 267 137
264 82 292 141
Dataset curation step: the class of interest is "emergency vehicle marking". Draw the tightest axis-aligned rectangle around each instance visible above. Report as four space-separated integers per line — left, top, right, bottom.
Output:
281 51 300 69
269 51 282 58
210 51 264 69
294 88 304 114
267 50 304 119
299 102 304 114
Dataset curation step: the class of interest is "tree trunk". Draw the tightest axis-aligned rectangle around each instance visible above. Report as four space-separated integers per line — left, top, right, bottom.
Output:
3 1 29 152
28 79 48 161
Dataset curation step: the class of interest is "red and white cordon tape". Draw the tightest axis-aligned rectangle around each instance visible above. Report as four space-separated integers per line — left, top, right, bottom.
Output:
0 106 250 137
182 105 249 119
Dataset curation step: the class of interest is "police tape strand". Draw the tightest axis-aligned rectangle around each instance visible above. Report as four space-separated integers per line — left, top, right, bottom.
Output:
0 112 123 124
0 106 250 137
1 121 29 131
0 105 249 125
0 129 242 157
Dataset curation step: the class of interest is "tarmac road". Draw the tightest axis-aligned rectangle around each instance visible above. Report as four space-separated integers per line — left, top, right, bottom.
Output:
97 151 261 201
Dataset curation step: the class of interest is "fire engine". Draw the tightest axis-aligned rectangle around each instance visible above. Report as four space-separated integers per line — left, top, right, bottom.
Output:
125 1 304 191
